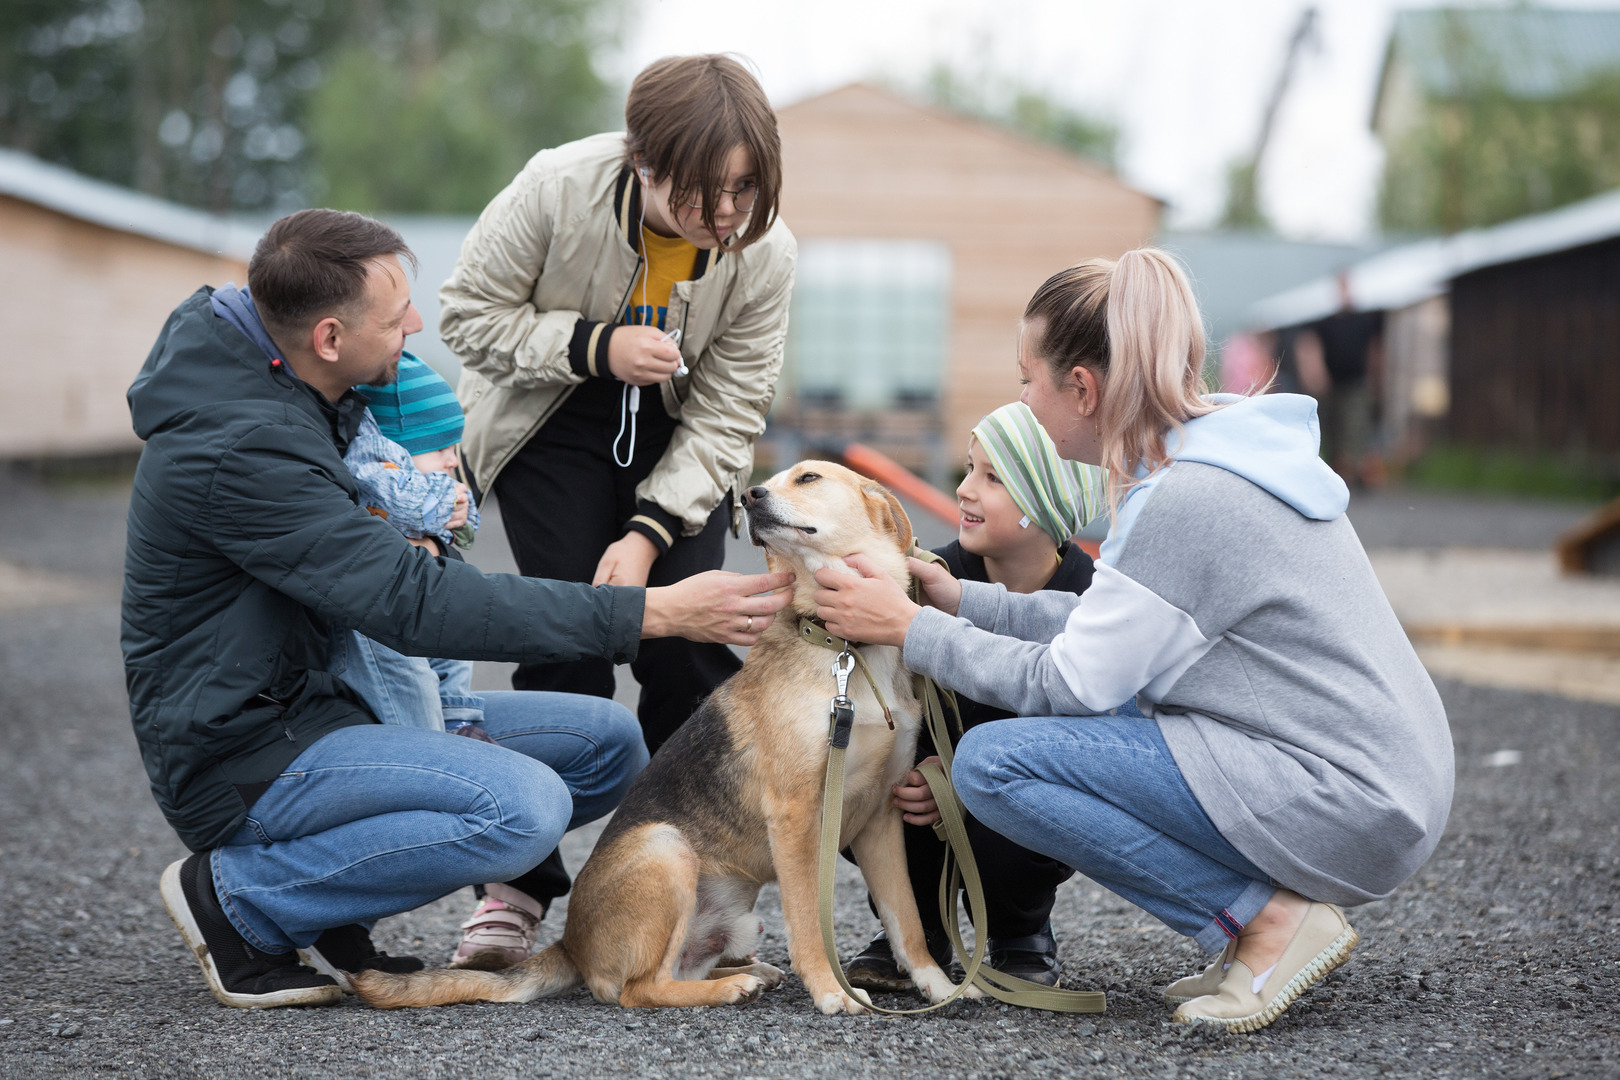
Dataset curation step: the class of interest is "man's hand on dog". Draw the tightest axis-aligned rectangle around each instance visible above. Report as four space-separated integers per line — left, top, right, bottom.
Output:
894 755 943 825
813 553 963 646
642 569 795 645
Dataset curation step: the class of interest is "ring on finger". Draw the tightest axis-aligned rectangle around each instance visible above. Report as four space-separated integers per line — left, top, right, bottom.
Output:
745 615 754 633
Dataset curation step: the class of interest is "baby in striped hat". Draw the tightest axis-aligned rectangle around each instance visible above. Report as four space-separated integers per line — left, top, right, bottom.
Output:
324 353 485 734
349 351 480 549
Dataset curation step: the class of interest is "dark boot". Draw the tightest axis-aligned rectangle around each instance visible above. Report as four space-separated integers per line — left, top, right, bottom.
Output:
985 922 1062 988
844 927 956 994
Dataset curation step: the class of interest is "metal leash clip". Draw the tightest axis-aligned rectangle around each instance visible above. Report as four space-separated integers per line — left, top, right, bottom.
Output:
827 648 856 749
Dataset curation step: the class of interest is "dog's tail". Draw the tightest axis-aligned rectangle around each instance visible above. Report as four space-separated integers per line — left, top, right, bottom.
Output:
353 943 581 1009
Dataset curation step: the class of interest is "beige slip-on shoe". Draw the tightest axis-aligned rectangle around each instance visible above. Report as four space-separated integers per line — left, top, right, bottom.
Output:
1172 902 1358 1032
1162 939 1237 1004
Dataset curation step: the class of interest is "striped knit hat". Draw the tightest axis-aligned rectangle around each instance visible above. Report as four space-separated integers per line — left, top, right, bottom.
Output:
971 402 1107 547
356 353 464 455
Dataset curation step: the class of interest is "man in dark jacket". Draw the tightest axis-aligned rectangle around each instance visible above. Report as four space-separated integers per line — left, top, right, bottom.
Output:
126 209 790 1009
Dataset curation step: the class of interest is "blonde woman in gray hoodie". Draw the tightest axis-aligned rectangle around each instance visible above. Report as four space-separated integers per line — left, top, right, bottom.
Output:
812 249 1454 1033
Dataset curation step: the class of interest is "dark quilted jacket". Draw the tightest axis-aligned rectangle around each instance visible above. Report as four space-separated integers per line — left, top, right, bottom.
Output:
123 289 643 851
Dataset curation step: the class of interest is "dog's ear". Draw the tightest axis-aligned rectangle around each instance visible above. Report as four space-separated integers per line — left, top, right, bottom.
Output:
861 483 913 555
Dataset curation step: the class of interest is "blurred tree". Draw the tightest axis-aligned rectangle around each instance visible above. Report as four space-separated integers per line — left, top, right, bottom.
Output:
0 0 624 214
924 62 1118 167
1376 8 1620 234
307 0 622 213
1219 160 1268 231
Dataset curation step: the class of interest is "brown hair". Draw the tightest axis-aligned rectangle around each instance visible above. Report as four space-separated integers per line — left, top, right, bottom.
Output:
248 209 417 334
1022 248 1218 514
622 54 782 249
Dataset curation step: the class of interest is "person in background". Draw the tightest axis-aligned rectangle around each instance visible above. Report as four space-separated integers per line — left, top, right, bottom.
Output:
844 402 1111 993
1309 273 1384 486
437 53 796 969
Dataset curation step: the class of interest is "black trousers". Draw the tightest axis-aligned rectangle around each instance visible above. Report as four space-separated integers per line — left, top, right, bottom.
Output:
486 386 741 910
490 384 742 757
849 718 1075 943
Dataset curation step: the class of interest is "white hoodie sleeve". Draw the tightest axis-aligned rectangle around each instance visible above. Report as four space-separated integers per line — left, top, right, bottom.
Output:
904 564 1215 715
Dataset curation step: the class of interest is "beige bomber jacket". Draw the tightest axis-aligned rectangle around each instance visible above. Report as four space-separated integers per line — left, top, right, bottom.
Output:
441 132 798 551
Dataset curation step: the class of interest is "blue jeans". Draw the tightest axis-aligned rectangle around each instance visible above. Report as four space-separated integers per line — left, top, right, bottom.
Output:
328 630 484 731
210 691 648 953
953 713 1275 954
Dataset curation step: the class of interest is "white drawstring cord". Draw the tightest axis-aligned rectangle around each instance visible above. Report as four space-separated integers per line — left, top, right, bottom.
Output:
613 170 684 469
613 383 640 468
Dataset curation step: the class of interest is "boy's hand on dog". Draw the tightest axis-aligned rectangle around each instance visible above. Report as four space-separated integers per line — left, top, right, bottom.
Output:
812 554 922 647
643 570 795 644
893 755 943 825
607 325 683 386
907 556 961 616
593 532 659 587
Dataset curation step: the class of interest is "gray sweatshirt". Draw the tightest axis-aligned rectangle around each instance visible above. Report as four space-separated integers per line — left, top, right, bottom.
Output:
904 393 1454 906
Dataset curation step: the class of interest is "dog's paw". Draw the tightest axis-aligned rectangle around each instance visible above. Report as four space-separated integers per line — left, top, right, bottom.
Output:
753 962 786 990
815 987 870 1015
722 974 766 1005
911 964 957 1003
960 981 985 1001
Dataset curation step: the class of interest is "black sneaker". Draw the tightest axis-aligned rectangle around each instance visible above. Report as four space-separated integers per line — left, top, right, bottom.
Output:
985 923 1062 988
160 854 342 1009
844 928 956 993
300 923 425 993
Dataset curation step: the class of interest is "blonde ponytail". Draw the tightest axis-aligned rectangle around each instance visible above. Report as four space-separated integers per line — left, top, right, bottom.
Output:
1022 247 1221 517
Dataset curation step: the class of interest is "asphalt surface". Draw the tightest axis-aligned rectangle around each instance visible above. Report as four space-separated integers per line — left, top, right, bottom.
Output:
1 469 1616 1079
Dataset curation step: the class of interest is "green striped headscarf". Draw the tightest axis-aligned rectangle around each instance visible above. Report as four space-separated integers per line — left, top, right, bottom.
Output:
971 403 1107 547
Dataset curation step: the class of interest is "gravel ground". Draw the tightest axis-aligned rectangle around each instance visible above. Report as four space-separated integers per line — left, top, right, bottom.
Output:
2 471 1617 1079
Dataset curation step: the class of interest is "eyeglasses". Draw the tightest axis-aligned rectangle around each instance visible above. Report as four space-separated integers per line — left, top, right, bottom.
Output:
684 180 758 214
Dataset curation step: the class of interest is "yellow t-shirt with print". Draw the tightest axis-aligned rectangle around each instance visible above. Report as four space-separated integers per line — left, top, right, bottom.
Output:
626 226 699 330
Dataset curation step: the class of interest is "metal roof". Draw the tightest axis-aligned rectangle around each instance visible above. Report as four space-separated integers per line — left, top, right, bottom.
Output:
1384 7 1620 102
1251 184 1620 329
0 147 259 261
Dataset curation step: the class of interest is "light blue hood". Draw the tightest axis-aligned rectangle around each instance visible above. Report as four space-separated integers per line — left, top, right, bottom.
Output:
1099 393 1349 566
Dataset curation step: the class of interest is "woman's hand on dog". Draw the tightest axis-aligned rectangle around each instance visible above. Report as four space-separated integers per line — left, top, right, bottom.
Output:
893 755 943 825
642 569 796 645
811 554 922 647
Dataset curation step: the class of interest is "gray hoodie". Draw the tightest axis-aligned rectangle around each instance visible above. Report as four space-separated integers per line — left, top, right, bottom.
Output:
904 393 1454 906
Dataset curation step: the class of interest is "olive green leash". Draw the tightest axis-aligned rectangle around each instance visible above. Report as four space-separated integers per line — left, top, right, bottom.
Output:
807 548 1106 1016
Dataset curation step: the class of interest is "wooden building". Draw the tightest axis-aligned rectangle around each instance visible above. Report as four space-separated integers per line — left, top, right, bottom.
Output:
0 149 255 459
772 84 1161 473
1250 186 1620 470
1449 236 1620 458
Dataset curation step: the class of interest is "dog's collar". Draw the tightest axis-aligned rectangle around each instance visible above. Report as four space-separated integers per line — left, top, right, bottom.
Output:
797 614 862 653
796 615 894 729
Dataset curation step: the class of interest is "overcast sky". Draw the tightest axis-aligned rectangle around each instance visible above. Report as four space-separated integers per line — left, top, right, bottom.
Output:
616 0 1616 241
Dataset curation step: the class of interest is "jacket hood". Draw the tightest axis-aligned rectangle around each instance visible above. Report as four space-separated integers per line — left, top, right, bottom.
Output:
1167 393 1349 520
209 282 283 362
1100 393 1348 565
128 287 363 446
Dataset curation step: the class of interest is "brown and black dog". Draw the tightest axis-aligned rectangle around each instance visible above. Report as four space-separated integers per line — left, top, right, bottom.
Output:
354 461 960 1014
